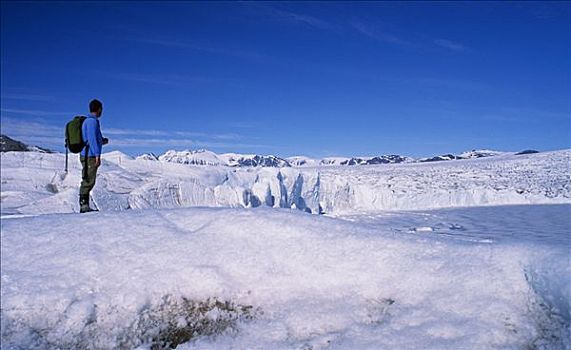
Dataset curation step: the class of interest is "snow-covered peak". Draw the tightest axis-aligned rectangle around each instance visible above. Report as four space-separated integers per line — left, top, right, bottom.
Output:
345 155 412 165
419 154 463 162
155 150 290 167
460 149 507 159
102 150 133 162
286 156 319 167
420 150 508 163
220 153 290 167
319 157 351 166
315 155 411 166
158 149 223 166
136 153 159 161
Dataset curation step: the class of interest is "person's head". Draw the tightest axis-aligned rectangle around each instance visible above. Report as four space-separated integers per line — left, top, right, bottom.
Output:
89 99 103 117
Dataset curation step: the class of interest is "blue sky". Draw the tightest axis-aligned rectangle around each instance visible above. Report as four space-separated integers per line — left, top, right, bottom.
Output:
1 1 570 158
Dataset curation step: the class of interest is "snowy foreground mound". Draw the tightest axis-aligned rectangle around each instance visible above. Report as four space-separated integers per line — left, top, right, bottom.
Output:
1 149 570 215
2 205 570 349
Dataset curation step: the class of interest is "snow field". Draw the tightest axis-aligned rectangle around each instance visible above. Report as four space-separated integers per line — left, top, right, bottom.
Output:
1 206 569 349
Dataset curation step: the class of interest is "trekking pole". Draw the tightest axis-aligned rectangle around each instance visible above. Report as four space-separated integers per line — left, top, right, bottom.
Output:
65 140 69 173
83 145 89 180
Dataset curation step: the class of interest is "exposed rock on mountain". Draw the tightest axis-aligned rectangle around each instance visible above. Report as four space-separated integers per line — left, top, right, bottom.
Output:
0 134 53 153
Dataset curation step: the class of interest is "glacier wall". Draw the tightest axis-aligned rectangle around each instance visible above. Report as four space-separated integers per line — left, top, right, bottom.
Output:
1 150 569 215
123 150 571 214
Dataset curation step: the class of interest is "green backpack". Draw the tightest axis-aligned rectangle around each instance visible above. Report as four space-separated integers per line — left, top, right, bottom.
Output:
65 116 86 153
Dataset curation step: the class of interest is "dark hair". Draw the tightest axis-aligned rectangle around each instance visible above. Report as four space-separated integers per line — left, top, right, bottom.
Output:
89 99 103 113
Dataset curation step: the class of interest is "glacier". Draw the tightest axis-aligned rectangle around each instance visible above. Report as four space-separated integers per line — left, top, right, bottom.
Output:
1 149 570 349
0 149 569 216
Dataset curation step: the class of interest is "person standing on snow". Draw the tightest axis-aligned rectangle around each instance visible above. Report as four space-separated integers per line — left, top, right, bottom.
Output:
79 99 108 213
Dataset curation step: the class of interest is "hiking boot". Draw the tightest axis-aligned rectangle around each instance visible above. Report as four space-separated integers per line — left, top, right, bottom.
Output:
80 205 97 213
79 194 96 213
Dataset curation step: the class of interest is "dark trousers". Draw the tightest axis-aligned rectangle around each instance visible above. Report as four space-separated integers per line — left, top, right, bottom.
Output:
80 157 99 196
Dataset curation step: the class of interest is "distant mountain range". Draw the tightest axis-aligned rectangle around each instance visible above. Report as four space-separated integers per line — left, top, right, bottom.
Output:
152 150 291 167
138 148 538 168
1 134 539 168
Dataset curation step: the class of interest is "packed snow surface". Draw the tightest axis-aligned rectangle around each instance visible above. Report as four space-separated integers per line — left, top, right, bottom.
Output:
1 149 570 349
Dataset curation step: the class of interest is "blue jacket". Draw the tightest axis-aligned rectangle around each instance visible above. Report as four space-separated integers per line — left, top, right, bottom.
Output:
82 115 103 157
